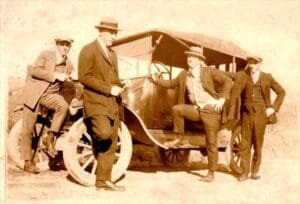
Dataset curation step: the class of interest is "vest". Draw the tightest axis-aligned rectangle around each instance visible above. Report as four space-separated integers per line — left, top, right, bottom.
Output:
252 78 266 111
186 74 214 109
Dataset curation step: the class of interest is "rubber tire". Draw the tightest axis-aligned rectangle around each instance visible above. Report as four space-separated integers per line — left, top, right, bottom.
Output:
159 148 190 168
7 119 50 171
63 118 133 186
228 126 243 175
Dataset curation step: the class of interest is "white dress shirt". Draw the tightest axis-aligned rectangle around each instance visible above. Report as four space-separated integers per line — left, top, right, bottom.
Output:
251 70 261 84
97 36 110 58
186 66 215 109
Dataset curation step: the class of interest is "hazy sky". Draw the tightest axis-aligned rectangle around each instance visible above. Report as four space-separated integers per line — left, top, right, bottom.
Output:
1 0 299 95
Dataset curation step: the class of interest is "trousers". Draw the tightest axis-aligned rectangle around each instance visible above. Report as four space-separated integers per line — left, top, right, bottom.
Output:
20 93 68 160
172 104 221 171
91 114 119 182
240 108 267 175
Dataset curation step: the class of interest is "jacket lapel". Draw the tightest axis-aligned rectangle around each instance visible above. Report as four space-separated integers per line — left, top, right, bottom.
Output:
66 59 73 74
109 50 118 73
93 40 112 65
259 72 270 105
199 67 217 98
48 51 57 72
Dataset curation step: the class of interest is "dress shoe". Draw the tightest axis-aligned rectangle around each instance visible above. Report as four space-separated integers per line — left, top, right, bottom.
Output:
237 174 249 182
200 171 215 182
164 138 181 148
164 136 190 148
24 160 40 174
42 133 58 158
250 174 261 180
96 180 125 192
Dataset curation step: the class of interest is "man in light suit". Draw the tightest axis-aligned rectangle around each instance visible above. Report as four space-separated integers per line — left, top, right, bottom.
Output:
21 38 74 173
78 17 126 191
234 56 285 181
151 46 233 182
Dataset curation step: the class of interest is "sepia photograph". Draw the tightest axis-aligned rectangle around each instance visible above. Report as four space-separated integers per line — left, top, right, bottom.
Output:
0 0 299 203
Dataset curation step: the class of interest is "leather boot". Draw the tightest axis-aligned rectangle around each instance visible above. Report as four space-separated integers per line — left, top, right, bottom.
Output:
24 160 40 174
165 134 189 148
96 180 125 192
42 132 58 157
250 173 261 180
200 170 215 182
237 174 249 181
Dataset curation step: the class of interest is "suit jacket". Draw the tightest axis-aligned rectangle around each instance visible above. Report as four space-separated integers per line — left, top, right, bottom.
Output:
23 50 74 110
78 40 121 120
153 67 233 123
226 70 285 128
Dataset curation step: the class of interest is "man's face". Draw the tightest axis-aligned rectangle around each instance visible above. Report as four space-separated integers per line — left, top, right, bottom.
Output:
187 55 202 69
247 62 260 74
100 29 117 47
56 41 71 57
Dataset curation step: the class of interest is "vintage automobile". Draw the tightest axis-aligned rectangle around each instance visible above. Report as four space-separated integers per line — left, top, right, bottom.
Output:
8 29 247 186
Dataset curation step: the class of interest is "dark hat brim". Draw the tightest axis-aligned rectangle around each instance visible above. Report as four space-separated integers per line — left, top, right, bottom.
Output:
184 51 206 60
55 38 74 43
95 25 122 31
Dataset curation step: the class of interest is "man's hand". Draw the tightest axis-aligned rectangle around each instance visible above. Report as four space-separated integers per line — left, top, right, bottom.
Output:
208 98 225 112
54 73 68 81
150 72 161 83
266 107 275 117
110 86 123 96
69 72 77 81
121 79 132 90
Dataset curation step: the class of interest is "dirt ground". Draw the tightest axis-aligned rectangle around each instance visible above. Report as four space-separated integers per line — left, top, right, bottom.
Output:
4 147 300 204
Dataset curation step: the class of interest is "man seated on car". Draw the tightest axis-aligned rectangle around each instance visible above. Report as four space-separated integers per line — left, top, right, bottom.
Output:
151 46 233 182
20 37 74 173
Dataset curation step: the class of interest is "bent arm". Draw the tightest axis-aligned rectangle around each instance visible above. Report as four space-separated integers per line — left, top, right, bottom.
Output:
152 71 182 89
212 69 233 99
270 74 285 112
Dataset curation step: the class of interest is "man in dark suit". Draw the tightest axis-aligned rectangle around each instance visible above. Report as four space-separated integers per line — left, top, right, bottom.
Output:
21 37 74 173
227 56 285 181
151 46 233 182
78 17 126 191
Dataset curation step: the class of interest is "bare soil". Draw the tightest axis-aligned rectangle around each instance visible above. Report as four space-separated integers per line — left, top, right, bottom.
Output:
5 147 300 204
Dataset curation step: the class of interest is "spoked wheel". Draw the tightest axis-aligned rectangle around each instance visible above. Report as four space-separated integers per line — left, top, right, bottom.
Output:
7 119 51 171
159 148 190 168
63 118 133 186
229 126 243 175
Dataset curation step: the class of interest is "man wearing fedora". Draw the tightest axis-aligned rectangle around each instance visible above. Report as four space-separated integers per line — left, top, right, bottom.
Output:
228 56 285 181
78 17 126 191
21 37 74 173
151 46 233 182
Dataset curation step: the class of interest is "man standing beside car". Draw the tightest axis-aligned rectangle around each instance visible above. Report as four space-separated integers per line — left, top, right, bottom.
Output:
21 37 74 173
230 56 286 181
151 46 233 182
78 17 127 191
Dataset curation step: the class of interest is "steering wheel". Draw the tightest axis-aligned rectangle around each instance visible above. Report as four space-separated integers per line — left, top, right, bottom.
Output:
152 60 171 79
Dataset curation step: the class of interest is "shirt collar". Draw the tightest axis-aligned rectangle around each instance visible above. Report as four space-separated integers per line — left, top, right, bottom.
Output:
188 65 201 78
251 70 261 78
